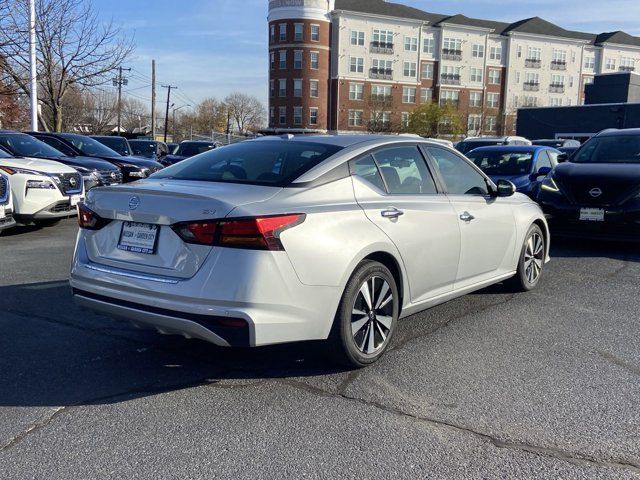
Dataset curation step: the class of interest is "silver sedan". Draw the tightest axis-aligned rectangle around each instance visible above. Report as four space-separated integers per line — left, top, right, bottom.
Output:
71 135 549 367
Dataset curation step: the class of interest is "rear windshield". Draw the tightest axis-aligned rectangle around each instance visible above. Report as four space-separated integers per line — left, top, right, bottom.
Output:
61 134 120 157
456 140 503 154
0 133 65 158
175 142 215 157
153 141 343 186
572 135 640 164
129 141 157 157
467 150 533 176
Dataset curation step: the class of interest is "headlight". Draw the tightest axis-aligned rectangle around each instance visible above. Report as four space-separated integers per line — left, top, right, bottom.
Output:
540 175 560 192
26 180 56 189
129 168 149 178
0 166 43 176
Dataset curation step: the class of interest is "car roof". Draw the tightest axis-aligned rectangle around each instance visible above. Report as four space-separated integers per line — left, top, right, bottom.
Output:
250 134 447 149
467 145 552 153
596 128 640 137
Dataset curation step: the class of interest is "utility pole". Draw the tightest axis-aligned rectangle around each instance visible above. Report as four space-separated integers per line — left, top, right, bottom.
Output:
162 85 177 142
151 60 156 140
113 66 131 135
28 0 38 131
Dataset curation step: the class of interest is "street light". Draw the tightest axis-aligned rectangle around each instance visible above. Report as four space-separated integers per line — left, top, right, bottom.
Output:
172 104 191 142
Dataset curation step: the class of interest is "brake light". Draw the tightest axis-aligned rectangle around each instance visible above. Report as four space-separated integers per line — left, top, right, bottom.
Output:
172 222 217 245
77 203 112 230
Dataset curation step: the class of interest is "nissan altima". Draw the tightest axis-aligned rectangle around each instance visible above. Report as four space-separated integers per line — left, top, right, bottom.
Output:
71 135 550 367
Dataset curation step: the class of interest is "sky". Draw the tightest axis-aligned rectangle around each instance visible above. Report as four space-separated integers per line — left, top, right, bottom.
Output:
95 0 640 110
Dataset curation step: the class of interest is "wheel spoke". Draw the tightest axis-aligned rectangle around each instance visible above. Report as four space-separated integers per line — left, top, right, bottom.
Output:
359 282 373 310
351 316 368 336
377 315 393 329
366 321 376 354
375 281 390 309
358 323 369 351
533 235 543 256
375 321 387 342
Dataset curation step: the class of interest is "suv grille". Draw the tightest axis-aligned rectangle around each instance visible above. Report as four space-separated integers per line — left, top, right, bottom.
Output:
54 173 83 194
0 175 8 204
99 170 123 185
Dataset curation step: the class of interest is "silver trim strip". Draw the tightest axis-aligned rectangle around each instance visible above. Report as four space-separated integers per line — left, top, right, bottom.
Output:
84 263 180 284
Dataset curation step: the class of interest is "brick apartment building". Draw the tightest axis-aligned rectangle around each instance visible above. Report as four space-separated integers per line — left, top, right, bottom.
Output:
267 0 640 135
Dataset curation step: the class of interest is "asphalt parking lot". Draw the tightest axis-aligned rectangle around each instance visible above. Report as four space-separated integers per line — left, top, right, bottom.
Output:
0 218 639 479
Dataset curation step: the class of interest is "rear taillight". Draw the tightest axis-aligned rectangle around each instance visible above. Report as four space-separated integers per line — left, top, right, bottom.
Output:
172 214 305 250
77 203 112 230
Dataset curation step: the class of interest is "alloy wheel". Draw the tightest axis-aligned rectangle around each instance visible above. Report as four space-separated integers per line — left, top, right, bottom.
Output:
351 276 394 354
524 232 544 284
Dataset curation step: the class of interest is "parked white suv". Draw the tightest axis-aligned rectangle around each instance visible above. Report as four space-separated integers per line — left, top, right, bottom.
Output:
0 172 16 232
0 150 84 226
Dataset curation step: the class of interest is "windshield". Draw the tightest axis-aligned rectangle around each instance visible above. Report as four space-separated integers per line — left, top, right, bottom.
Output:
94 136 130 156
0 133 65 158
175 142 214 157
0 147 12 158
61 134 120 157
572 135 640 164
467 150 534 176
153 141 342 186
129 141 157 158
456 140 503 154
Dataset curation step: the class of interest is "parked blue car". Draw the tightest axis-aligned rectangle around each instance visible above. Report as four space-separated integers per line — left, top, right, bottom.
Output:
466 145 561 199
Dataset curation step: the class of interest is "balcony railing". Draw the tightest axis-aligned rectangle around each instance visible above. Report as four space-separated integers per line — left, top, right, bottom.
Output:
525 58 541 68
551 60 567 70
370 68 393 80
370 41 394 54
440 73 461 85
549 83 565 93
441 48 462 61
523 82 540 91
619 66 636 72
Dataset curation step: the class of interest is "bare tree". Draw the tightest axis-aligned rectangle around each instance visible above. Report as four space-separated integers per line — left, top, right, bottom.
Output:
223 92 266 134
121 97 149 132
85 89 117 134
0 0 134 131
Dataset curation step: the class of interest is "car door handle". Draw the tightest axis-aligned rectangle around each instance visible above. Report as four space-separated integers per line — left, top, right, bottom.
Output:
459 211 475 222
381 208 404 219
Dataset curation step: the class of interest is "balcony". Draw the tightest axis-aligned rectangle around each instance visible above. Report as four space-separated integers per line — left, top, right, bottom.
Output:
370 68 393 80
550 60 567 71
523 82 540 92
549 83 565 93
441 48 462 61
619 66 636 72
525 58 541 68
370 41 394 54
440 73 461 85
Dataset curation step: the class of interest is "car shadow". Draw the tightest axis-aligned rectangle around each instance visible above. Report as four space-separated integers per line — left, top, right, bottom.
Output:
550 236 640 263
0 281 350 408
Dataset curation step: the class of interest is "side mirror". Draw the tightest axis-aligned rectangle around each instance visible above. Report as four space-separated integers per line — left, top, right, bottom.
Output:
496 179 516 197
556 153 568 163
535 166 552 178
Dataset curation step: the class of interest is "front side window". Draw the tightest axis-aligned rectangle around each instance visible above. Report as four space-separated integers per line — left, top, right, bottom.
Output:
62 134 119 156
372 146 437 194
427 147 488 195
467 150 534 176
535 150 553 170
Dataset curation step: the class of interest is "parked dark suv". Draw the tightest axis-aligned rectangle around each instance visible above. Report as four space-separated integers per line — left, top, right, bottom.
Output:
91 135 134 157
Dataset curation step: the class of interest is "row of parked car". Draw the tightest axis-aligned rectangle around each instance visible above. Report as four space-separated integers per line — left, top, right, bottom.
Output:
0 131 218 233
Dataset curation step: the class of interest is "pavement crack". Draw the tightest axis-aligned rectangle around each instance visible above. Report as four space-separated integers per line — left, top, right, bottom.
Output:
0 407 66 453
595 350 640 378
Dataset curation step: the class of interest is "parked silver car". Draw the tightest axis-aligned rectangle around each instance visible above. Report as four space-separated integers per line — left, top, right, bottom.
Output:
71 135 549 367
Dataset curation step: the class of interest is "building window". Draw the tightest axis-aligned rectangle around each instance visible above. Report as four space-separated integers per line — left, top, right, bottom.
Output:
348 110 363 127
549 97 563 107
371 84 391 99
470 67 483 83
420 88 432 103
490 46 502 61
584 56 595 69
515 71 520 83
278 79 286 97
605 58 616 70
486 116 497 131
371 111 391 127
270 25 275 43
373 29 394 46
269 107 275 123
468 114 482 133
293 106 303 125
293 79 303 97
310 80 319 98
440 65 462 84
404 36 418 52
423 37 434 54
487 93 499 108
551 74 565 86
311 25 320 42
517 45 522 58
372 59 393 77
552 49 567 63
472 44 484 58
294 23 303 41
310 108 318 125
401 112 410 129
488 69 501 84
270 52 275 69
440 90 459 106
269 80 275 97
443 37 462 52
522 96 538 107
279 51 286 70
351 31 365 46
294 50 303 69
421 63 433 80
310 52 319 70
403 61 417 78
527 46 541 60
349 83 364 100
279 23 287 42
402 86 416 103
469 91 482 107
350 57 364 73
621 57 636 70
279 106 286 124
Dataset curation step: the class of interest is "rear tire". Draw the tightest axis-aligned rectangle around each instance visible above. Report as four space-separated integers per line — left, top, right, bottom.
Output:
328 260 399 368
507 224 545 292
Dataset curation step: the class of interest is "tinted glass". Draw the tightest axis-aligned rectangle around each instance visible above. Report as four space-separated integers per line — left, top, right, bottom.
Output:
37 136 76 156
353 155 385 191
467 150 534 176
428 147 488 195
0 133 65 158
60 134 120 157
129 141 157 158
536 151 553 170
373 146 436 194
95 137 130 156
153 141 342 186
176 142 215 157
0 147 12 158
572 135 640 164
456 140 503 154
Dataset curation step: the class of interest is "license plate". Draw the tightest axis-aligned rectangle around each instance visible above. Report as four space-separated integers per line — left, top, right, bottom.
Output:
118 222 159 254
579 208 605 222
70 195 82 207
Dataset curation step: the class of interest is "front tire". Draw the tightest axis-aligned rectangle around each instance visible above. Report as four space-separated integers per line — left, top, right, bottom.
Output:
507 224 545 292
329 260 399 368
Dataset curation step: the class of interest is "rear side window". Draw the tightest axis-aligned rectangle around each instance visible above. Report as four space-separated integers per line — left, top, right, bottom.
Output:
353 155 385 191
153 141 342 186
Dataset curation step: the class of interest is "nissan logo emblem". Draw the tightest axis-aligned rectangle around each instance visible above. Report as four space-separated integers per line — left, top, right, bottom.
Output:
128 196 140 210
110 172 117 179
69 177 77 187
589 188 603 198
